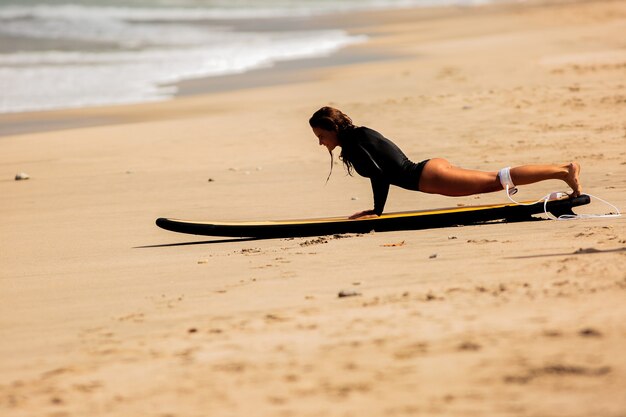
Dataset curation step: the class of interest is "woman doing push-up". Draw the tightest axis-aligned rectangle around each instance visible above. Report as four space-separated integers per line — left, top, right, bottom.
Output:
309 106 582 219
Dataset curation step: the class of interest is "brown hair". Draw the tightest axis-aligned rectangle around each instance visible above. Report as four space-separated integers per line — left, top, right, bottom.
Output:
309 106 355 134
309 106 357 181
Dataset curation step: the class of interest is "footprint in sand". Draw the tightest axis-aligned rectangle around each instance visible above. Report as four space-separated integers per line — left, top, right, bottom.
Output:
117 313 145 323
504 364 611 384
300 237 328 246
457 341 481 351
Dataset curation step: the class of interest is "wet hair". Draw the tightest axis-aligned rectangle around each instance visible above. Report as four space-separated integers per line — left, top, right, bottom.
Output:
309 106 355 133
309 106 357 181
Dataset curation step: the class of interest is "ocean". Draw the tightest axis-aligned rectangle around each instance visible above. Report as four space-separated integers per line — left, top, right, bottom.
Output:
0 0 487 114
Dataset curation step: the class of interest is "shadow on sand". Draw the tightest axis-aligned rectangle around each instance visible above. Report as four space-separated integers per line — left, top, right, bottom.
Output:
505 247 626 259
134 237 262 249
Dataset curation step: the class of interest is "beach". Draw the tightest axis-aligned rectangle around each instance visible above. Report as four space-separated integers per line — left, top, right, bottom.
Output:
1 0 626 415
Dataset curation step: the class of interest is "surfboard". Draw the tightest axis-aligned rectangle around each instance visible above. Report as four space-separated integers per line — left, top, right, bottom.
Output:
156 195 590 238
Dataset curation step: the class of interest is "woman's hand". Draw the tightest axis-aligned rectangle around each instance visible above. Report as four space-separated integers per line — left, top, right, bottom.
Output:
349 210 379 220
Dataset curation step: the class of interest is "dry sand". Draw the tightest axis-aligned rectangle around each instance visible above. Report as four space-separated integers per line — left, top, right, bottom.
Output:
1 0 625 416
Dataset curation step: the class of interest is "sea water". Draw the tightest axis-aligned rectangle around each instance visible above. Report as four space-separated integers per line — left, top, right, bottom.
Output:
0 0 487 113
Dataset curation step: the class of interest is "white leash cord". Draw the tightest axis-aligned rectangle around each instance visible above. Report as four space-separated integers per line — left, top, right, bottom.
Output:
503 185 622 221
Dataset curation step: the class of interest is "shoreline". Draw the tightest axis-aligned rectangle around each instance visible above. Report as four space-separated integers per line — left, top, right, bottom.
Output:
0 44 397 138
0 5 405 137
0 2 470 138
169 45 397 97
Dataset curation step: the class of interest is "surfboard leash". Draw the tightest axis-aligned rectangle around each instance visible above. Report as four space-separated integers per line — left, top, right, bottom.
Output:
503 186 621 221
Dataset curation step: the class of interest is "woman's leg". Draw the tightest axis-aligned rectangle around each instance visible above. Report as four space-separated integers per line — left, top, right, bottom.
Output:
510 163 581 196
418 158 581 197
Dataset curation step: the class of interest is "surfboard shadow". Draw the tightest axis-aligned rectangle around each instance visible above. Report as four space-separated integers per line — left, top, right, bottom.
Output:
505 246 626 259
139 217 539 249
134 237 261 249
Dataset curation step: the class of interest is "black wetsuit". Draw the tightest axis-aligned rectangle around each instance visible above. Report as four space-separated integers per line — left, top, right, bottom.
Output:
339 126 429 216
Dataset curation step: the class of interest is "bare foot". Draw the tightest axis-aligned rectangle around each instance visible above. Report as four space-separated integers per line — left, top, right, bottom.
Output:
565 162 582 197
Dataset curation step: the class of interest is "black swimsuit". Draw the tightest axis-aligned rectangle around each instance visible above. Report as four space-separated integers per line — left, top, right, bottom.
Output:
339 126 429 215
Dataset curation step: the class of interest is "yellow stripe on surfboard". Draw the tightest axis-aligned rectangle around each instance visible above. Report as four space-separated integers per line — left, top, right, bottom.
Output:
168 198 560 227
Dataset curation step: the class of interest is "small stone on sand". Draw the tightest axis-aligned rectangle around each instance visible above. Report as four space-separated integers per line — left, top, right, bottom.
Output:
579 328 602 337
15 173 30 181
338 290 361 298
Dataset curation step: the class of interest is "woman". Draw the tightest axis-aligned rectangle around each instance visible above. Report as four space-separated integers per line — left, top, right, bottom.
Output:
309 106 582 219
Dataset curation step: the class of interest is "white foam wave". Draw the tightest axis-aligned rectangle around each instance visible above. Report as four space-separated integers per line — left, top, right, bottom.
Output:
0 30 365 113
0 0 489 113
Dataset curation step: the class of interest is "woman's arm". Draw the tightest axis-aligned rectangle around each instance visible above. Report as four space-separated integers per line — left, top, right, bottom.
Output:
344 142 390 218
371 178 389 215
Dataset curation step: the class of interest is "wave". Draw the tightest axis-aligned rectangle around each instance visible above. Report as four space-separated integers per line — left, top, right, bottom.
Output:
0 0 489 22
0 30 365 113
0 0 489 113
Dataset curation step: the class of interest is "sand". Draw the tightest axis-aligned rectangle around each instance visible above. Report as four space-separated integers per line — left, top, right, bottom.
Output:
1 0 625 416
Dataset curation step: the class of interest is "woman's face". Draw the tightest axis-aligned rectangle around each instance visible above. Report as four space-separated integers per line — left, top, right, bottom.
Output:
312 127 339 152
